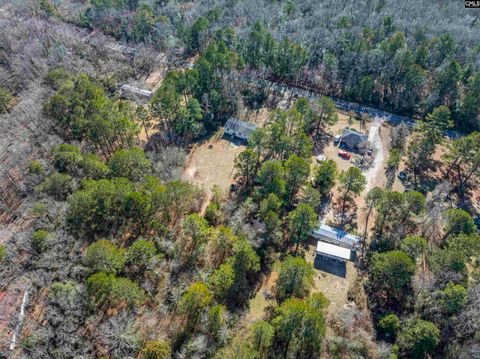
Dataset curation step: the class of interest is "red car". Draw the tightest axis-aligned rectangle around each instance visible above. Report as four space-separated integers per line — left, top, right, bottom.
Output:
338 150 351 160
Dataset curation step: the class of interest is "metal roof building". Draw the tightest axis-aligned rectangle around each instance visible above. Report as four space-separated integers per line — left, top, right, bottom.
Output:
224 118 257 140
316 241 352 262
120 84 153 99
311 224 361 249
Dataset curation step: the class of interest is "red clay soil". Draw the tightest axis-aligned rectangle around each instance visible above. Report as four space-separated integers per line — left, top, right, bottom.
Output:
0 290 24 345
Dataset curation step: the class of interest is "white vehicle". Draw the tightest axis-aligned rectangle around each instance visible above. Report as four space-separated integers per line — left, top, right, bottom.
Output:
316 154 326 162
333 134 341 145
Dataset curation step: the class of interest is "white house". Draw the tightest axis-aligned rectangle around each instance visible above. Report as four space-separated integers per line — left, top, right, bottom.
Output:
224 118 257 141
316 241 352 262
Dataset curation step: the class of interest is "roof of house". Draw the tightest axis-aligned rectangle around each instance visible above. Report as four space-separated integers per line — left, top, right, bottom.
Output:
316 241 352 261
341 129 368 143
224 118 257 135
311 224 361 248
120 84 153 98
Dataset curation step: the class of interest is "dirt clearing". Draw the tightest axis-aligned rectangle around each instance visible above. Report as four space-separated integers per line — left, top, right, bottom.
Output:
182 131 246 202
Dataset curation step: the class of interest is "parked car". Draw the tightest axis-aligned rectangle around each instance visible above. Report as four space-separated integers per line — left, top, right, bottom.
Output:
333 134 341 145
316 154 326 162
398 171 407 181
338 150 351 160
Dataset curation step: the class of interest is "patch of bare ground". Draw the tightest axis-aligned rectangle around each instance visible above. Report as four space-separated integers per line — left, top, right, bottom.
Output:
426 142 450 185
144 55 168 90
182 130 246 211
330 113 369 134
242 107 271 127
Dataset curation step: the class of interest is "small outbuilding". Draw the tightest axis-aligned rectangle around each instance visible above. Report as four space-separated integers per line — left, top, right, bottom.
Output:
340 129 368 150
311 224 361 250
316 241 352 262
120 84 153 99
224 118 257 141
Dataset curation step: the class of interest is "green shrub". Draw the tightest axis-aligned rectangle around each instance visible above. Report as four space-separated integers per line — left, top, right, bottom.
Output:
40 0 59 17
207 304 226 339
0 245 6 262
125 239 157 270
37 172 74 200
209 263 235 301
31 202 47 217
275 256 314 302
387 148 401 169
108 147 152 182
370 251 415 294
0 86 12 113
204 202 220 225
109 276 146 307
379 313 401 340
50 281 77 300
141 340 171 359
87 272 145 307
398 319 440 359
29 160 44 175
31 229 49 254
81 154 109 179
85 240 125 274
400 236 428 260
44 68 69 89
51 144 83 174
442 282 468 314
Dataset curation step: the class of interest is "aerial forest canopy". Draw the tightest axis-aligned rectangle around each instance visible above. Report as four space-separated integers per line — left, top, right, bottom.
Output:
78 0 480 132
0 1 480 359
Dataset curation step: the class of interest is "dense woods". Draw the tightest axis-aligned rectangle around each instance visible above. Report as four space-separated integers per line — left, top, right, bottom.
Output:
0 1 479 359
75 0 480 132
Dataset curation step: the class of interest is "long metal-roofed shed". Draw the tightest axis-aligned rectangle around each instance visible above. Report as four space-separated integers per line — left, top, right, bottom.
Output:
311 224 361 250
224 118 257 141
316 241 352 262
120 84 153 99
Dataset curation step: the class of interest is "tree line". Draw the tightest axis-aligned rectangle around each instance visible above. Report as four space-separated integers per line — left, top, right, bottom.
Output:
56 0 480 133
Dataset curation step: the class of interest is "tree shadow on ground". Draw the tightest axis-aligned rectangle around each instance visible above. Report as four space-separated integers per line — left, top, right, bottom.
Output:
412 158 446 194
329 197 358 232
313 133 331 155
221 133 248 147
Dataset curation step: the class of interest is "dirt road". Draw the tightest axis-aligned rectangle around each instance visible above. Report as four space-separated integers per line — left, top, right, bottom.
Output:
364 116 386 192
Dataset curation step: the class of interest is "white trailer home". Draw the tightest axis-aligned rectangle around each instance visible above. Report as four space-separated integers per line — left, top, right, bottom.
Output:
315 241 353 262
311 224 361 250
120 84 153 99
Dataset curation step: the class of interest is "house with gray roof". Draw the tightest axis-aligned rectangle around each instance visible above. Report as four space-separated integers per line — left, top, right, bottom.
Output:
340 128 368 149
224 118 257 141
